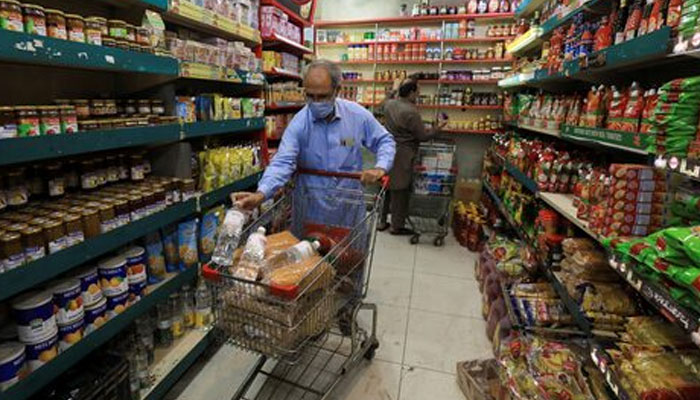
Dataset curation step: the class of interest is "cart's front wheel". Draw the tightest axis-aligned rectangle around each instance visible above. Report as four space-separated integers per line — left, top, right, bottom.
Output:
434 237 445 247
363 338 380 360
410 235 420 245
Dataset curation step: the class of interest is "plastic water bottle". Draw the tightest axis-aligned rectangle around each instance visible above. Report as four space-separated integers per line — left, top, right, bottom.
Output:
212 207 248 266
232 227 267 280
266 240 320 273
194 280 213 330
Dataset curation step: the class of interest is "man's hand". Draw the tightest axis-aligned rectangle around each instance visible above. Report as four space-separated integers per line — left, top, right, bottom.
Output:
230 191 265 210
361 168 386 185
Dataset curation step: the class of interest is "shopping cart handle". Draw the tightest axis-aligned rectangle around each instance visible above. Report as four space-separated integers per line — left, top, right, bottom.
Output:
298 168 362 179
201 263 221 282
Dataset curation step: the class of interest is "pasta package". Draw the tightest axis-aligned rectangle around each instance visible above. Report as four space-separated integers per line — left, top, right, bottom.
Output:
199 207 222 262
162 224 180 273
144 231 167 284
178 219 199 270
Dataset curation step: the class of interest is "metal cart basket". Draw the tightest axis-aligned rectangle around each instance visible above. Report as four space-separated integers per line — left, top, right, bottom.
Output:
202 170 386 400
408 141 457 246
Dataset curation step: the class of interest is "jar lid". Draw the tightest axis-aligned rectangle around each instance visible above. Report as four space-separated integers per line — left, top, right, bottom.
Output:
126 23 136 29
28 217 50 226
23 4 45 11
108 19 127 24
63 213 80 222
45 8 65 15
80 208 98 216
72 99 89 104
20 225 42 235
58 105 74 110
1 0 21 6
13 105 35 110
1 232 20 242
65 13 84 20
41 219 63 229
0 106 14 111
7 223 29 232
86 16 106 22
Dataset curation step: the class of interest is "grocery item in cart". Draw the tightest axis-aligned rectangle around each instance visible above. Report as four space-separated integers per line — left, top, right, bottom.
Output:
264 240 320 274
231 227 267 280
212 207 249 267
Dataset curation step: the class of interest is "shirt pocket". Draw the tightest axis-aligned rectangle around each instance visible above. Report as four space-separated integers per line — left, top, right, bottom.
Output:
332 135 361 172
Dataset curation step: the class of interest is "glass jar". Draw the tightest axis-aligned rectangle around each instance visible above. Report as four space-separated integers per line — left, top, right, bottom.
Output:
108 19 126 39
90 99 105 117
15 106 39 137
141 190 155 216
1 232 24 271
150 100 165 116
136 27 150 46
42 219 66 254
115 40 129 50
105 156 119 182
80 207 100 238
155 302 173 348
0 106 16 139
179 179 196 201
169 293 184 339
98 203 115 233
21 225 45 261
72 99 89 118
22 4 46 36
124 100 137 115
62 213 84 246
78 120 98 131
85 16 103 45
80 160 98 190
137 99 151 115
46 163 65 197
102 37 116 47
6 169 28 206
125 23 136 42
59 105 78 133
130 155 145 181
65 14 85 43
39 106 61 135
127 193 143 220
0 0 23 32
113 198 129 227
105 99 117 115
5 222 28 234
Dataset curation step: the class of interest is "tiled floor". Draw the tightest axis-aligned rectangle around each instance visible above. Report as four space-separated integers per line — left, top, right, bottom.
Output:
168 231 489 400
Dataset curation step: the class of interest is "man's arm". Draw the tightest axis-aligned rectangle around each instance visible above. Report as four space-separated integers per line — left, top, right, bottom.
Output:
403 110 443 142
256 115 303 199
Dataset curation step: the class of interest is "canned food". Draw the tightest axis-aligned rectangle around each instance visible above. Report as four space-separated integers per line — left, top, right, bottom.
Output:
123 246 147 283
49 279 84 325
12 291 57 343
105 291 129 319
0 342 25 390
57 318 84 351
24 331 58 371
83 296 107 335
97 256 128 296
74 267 103 306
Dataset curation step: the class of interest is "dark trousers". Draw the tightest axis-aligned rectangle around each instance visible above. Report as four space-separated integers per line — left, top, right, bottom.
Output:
390 189 411 230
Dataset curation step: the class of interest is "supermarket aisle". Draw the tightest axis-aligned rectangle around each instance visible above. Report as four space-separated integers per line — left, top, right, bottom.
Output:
167 231 489 400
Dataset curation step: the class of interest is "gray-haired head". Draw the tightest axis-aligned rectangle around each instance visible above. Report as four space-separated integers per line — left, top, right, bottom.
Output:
303 59 342 90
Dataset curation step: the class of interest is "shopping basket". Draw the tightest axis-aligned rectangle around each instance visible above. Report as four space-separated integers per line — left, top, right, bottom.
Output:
202 169 386 400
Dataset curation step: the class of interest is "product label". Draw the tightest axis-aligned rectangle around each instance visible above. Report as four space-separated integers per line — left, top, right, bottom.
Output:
25 17 46 36
130 165 145 181
107 167 120 182
68 31 85 43
48 26 67 40
48 178 65 197
86 31 101 45
61 118 77 134
66 230 85 247
0 191 6 210
109 27 127 39
0 123 17 138
195 308 212 328
81 173 98 189
40 117 60 135
3 252 24 271
25 245 45 262
48 237 67 254
17 316 56 343
17 118 39 137
1 13 24 31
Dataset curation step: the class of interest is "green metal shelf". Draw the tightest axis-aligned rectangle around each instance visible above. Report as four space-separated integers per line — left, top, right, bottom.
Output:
0 30 179 75
560 124 648 155
0 124 180 166
199 171 263 209
183 117 265 138
0 200 197 302
0 118 265 166
2 268 197 400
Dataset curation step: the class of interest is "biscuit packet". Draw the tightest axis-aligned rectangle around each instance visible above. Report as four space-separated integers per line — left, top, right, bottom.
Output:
162 224 180 272
144 231 167 284
178 219 199 269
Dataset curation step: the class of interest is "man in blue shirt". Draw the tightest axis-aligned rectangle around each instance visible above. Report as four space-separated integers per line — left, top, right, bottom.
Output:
234 59 396 215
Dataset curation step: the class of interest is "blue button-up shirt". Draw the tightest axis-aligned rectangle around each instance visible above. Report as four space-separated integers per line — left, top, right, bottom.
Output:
258 98 396 199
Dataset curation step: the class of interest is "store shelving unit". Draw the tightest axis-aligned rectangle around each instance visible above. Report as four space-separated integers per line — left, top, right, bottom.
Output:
264 66 303 80
0 0 268 397
0 118 264 166
5 268 197 400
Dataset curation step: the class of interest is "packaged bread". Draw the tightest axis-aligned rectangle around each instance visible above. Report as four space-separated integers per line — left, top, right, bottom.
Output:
267 255 334 299
265 230 300 257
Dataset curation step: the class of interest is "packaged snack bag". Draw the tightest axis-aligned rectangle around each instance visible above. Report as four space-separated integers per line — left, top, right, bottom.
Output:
144 231 167 284
178 219 199 269
162 224 180 273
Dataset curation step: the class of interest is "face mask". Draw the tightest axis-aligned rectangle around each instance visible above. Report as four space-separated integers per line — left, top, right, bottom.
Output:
308 100 334 120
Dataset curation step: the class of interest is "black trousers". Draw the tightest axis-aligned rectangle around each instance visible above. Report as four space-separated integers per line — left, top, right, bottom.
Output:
380 189 410 230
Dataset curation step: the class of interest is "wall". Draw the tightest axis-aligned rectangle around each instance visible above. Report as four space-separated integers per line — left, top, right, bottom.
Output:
316 0 493 179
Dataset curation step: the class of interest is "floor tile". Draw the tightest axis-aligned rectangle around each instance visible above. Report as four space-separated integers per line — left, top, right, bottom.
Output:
404 310 493 374
415 242 477 280
372 233 416 271
330 360 402 400
399 366 464 400
366 267 413 308
410 273 483 318
357 303 409 364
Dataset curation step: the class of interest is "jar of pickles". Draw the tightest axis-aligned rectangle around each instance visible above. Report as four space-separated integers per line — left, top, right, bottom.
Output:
66 14 85 43
46 9 66 39
0 0 23 31
108 19 127 39
22 4 46 36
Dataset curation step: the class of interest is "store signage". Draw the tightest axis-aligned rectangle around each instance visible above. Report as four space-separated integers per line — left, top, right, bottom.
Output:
561 125 645 151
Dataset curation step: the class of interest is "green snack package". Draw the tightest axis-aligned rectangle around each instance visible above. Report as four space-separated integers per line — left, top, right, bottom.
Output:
658 90 700 106
663 227 700 266
661 76 700 92
667 266 700 298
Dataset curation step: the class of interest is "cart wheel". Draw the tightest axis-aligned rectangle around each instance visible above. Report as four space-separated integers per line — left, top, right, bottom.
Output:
434 237 445 247
410 235 420 245
438 216 446 226
363 339 380 360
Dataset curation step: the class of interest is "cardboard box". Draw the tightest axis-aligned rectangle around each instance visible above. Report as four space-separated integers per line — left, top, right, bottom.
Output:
455 179 482 203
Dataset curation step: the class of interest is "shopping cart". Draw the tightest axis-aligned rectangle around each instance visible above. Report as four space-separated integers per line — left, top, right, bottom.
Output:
202 169 386 400
407 141 457 247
